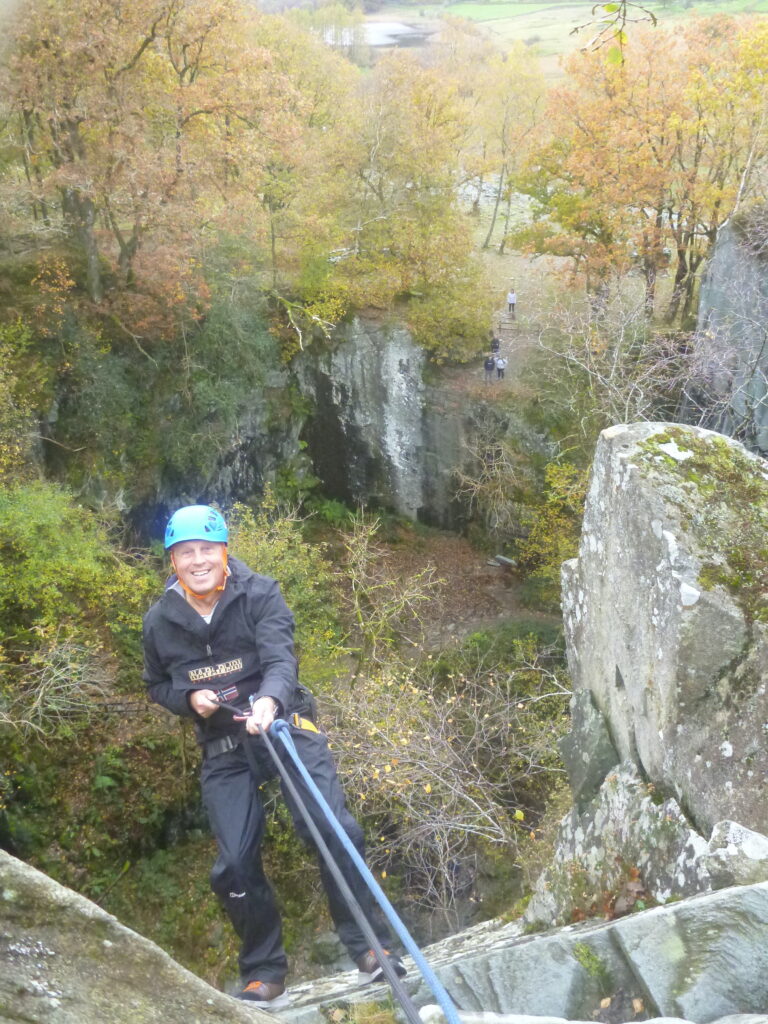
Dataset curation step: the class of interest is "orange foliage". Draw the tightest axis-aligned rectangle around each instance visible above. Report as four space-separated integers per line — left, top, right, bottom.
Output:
524 17 768 316
0 0 301 336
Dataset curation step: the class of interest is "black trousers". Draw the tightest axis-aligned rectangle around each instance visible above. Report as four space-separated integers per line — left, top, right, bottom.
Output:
200 723 389 984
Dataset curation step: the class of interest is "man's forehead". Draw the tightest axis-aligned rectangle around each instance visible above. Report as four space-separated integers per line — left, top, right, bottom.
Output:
173 539 225 552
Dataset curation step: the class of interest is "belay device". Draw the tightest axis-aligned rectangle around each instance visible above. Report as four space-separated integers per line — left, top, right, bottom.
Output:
213 691 462 1024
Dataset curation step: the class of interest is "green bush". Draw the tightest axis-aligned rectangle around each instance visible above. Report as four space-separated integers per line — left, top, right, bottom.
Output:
228 495 346 688
516 462 588 610
0 481 158 657
405 259 495 364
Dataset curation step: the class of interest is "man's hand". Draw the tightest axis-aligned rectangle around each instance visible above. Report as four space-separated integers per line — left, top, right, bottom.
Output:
189 689 221 718
244 695 278 735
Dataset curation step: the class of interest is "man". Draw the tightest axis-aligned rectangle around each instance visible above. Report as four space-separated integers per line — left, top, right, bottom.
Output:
143 505 405 1006
484 353 496 383
495 355 508 380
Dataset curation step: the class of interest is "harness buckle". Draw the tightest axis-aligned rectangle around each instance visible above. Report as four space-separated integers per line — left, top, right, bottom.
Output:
206 734 239 758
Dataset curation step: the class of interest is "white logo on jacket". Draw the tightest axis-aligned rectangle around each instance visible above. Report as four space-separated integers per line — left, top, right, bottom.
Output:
188 658 244 682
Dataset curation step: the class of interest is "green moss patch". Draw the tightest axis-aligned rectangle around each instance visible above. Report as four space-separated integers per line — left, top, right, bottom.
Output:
637 427 768 624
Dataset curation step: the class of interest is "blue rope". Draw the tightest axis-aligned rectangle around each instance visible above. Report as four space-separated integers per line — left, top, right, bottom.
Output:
272 719 462 1024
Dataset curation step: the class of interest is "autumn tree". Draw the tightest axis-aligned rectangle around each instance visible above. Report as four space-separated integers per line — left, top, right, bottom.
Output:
336 513 443 668
246 13 359 299
0 0 299 336
326 636 570 921
425 21 546 250
319 50 493 360
515 18 768 320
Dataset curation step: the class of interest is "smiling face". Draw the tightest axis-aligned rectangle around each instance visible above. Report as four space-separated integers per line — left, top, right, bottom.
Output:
170 540 227 597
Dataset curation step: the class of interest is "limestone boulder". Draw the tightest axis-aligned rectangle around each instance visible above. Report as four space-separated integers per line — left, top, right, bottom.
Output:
558 690 620 810
561 422 768 838
523 762 710 929
396 884 768 1024
700 821 768 889
611 884 768 1021
0 849 268 1024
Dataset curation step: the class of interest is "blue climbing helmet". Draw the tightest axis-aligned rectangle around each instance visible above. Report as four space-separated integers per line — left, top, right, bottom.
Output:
164 505 228 549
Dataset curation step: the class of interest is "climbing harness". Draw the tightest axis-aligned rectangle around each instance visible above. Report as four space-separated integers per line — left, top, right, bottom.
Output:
213 694 462 1024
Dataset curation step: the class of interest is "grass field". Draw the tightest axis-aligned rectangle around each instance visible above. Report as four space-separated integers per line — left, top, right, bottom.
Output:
370 0 768 76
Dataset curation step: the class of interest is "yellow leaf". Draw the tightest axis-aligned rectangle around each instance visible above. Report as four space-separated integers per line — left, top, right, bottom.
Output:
600 998 611 1009
514 809 525 821
424 783 432 793
606 45 623 66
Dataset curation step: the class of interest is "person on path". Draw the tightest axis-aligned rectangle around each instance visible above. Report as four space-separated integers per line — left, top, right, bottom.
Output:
490 333 501 355
143 505 405 1007
506 289 516 315
495 355 508 380
484 354 496 383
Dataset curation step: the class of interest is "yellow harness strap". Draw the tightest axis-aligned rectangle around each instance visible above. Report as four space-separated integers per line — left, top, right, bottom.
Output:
292 713 319 733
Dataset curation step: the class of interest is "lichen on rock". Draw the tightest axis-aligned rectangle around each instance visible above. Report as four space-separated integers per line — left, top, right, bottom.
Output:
562 423 768 840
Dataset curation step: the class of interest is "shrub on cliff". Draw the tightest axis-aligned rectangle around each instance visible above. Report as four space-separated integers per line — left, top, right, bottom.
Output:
0 481 158 706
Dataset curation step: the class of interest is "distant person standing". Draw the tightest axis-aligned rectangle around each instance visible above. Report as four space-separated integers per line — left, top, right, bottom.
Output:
507 289 516 315
484 354 496 383
495 355 508 380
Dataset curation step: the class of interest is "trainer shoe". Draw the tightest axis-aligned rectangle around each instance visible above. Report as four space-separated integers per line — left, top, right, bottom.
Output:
236 980 290 1008
356 949 407 985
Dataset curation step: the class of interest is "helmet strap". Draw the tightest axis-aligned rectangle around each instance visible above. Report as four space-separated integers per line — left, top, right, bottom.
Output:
170 548 230 601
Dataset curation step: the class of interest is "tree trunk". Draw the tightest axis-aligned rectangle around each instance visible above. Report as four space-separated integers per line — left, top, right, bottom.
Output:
482 163 506 250
270 214 278 291
497 186 514 255
680 253 704 324
665 249 689 323
21 111 51 227
107 210 140 288
472 172 484 217
643 260 657 319
62 188 103 303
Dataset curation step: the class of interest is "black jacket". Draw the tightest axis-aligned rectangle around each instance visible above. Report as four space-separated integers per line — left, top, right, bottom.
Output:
142 556 299 741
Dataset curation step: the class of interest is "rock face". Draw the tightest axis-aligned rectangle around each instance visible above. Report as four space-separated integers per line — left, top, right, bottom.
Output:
525 421 768 930
561 422 768 838
298 315 549 527
694 210 768 454
0 849 269 1024
298 316 431 520
6 838 768 1024
524 760 711 927
279 883 768 1024
142 313 548 532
